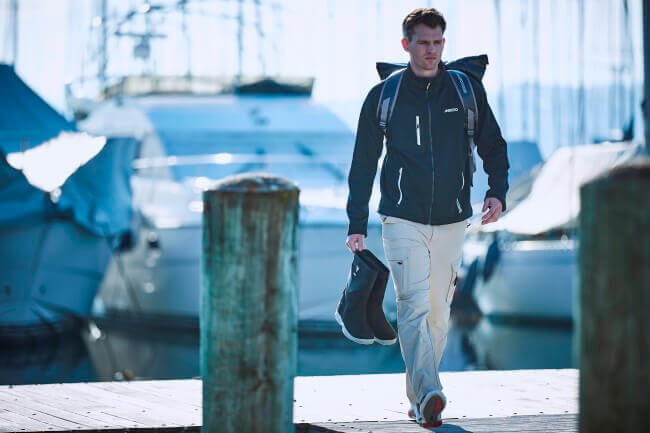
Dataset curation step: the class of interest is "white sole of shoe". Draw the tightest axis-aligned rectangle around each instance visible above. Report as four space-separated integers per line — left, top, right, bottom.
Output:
334 310 374 345
374 337 397 345
419 391 446 426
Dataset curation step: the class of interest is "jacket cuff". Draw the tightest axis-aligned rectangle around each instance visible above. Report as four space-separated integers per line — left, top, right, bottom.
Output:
485 191 507 212
347 224 368 237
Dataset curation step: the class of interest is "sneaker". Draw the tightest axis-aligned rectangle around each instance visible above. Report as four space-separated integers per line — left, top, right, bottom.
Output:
418 391 445 427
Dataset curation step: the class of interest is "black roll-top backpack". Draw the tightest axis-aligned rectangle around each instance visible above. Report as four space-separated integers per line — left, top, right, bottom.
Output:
375 54 489 183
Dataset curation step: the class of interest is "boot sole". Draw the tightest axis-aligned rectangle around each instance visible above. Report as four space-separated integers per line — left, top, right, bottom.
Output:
334 310 374 345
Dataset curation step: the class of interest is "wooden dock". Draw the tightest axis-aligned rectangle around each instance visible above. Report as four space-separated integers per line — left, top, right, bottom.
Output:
0 369 578 432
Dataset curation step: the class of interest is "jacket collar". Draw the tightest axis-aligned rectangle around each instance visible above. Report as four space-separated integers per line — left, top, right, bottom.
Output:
404 62 446 91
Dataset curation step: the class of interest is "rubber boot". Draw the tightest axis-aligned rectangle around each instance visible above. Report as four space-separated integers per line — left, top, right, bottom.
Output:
358 249 398 345
335 252 377 345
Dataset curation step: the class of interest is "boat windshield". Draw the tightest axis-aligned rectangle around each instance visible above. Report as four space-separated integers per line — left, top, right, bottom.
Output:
134 131 352 188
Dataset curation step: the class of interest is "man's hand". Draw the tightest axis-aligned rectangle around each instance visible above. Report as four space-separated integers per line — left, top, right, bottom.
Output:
481 197 503 225
346 234 366 253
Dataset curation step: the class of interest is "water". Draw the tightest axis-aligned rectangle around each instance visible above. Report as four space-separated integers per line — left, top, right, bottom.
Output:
0 315 574 386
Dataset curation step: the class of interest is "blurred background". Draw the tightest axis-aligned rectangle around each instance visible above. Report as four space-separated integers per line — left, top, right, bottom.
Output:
0 0 645 385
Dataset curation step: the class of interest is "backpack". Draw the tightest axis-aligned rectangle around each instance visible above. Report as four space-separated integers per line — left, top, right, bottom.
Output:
375 54 489 177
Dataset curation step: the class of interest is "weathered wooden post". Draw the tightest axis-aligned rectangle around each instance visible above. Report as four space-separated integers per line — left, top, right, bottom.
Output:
578 162 650 432
201 174 299 433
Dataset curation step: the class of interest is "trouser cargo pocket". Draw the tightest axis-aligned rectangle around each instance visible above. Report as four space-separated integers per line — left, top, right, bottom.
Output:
445 261 460 304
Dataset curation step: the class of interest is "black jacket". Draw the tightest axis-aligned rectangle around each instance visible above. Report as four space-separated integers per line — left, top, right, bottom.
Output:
346 62 510 236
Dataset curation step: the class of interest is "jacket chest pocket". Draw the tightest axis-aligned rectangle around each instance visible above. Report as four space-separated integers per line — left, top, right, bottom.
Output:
388 109 427 154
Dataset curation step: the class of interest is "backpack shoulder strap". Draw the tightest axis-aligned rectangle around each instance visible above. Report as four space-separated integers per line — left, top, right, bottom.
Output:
448 69 479 173
376 68 405 137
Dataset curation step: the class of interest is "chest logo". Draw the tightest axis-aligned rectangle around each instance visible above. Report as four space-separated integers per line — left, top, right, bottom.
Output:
444 107 459 113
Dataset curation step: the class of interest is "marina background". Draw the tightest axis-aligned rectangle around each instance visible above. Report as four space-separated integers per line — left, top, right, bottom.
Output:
0 0 644 389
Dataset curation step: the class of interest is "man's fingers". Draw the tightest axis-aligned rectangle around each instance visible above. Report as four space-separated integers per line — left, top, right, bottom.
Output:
346 236 365 252
481 207 496 224
482 207 502 224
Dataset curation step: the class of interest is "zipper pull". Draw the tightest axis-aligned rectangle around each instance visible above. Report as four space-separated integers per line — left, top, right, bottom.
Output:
416 116 421 146
426 82 431 92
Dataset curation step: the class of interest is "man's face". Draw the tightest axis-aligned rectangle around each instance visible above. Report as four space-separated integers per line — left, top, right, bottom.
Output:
401 24 445 72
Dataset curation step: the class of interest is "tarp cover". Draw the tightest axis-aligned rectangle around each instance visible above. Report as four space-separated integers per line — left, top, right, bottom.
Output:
483 141 644 235
0 65 137 236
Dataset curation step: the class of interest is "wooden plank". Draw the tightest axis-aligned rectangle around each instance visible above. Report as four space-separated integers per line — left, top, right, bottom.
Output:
300 413 578 433
293 369 578 423
129 380 200 406
82 383 198 426
89 381 200 409
0 386 143 429
0 399 85 430
0 391 103 429
0 410 56 432
60 383 189 427
26 383 185 429
0 369 578 431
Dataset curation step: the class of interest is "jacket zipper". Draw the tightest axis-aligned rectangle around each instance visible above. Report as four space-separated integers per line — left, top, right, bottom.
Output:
416 116 421 146
456 171 464 214
427 82 434 223
397 167 404 206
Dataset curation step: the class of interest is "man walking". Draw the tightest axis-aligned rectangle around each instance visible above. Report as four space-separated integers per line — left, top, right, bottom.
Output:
345 8 509 428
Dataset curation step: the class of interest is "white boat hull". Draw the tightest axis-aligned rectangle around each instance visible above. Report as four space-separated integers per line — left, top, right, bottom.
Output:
473 239 576 321
96 223 397 328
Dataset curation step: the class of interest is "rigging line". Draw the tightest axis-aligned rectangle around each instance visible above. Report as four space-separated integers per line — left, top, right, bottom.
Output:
254 0 266 75
608 0 615 135
520 0 528 137
622 0 636 135
577 0 586 144
270 1 282 75
180 0 192 77
493 0 507 133
552 0 561 150
533 0 541 146
236 0 243 84
11 0 18 65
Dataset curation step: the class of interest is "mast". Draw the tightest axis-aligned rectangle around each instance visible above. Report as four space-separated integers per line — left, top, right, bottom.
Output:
254 0 265 76
493 0 507 133
643 0 650 153
10 0 18 65
180 0 191 77
98 0 108 91
236 0 244 85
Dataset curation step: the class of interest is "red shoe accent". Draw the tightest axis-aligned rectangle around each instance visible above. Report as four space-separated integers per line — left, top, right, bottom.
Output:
420 395 444 427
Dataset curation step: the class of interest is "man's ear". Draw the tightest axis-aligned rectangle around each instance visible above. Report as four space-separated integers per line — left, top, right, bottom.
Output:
401 37 409 52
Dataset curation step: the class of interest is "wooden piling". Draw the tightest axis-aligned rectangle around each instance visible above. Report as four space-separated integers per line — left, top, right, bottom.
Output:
200 174 300 433
578 161 650 432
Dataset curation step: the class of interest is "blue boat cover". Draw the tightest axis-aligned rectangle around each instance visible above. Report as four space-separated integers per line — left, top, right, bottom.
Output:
58 137 138 236
0 64 75 154
0 64 137 237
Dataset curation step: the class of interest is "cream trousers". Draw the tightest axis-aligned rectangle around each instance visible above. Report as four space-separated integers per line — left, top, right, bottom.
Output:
380 214 467 407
